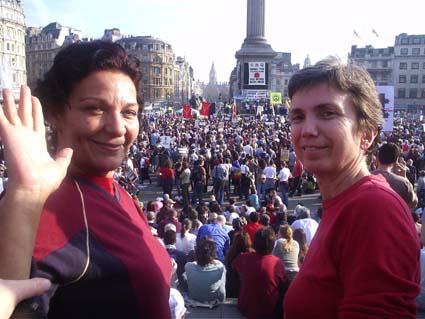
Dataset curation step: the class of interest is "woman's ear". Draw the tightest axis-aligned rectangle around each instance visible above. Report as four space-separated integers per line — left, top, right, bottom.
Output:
360 128 378 151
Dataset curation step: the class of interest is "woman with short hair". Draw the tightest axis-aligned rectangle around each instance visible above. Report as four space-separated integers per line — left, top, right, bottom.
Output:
284 57 419 318
0 41 172 318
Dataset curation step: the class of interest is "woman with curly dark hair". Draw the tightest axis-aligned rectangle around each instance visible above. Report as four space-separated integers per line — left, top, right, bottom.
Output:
184 236 226 303
0 41 172 318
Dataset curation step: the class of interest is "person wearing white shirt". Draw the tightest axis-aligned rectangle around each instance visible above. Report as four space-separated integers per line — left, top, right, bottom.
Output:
175 218 197 256
263 160 277 192
278 164 292 208
243 143 253 157
290 207 319 246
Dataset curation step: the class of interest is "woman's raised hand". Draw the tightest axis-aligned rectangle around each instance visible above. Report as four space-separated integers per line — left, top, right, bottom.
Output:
0 86 72 200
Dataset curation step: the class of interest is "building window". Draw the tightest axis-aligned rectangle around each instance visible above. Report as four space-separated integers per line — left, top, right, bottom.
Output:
401 38 408 45
370 61 377 68
423 62 425 69
382 60 388 68
412 62 419 69
409 88 418 98
399 75 406 83
422 89 425 98
413 37 421 44
398 88 405 98
400 48 408 55
412 48 420 55
410 75 418 83
152 66 160 75
154 88 161 98
400 62 407 69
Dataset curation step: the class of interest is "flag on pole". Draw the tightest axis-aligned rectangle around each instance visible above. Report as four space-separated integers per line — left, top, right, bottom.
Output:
372 29 379 37
270 92 282 105
353 30 361 39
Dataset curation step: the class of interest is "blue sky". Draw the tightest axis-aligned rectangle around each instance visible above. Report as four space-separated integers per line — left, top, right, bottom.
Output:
24 0 425 83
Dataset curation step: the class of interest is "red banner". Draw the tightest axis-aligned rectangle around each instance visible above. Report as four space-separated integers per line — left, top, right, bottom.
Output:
201 102 211 116
182 104 192 119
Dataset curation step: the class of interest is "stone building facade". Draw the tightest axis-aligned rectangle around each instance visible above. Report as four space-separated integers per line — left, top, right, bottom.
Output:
174 56 193 106
270 52 299 99
349 44 394 86
25 22 81 89
350 33 425 111
118 36 175 107
393 33 425 111
0 0 26 95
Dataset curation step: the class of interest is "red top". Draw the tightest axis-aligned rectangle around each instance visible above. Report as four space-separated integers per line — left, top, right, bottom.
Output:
291 160 303 177
32 175 172 318
233 252 286 319
243 222 262 242
74 172 114 195
284 174 420 319
159 167 175 180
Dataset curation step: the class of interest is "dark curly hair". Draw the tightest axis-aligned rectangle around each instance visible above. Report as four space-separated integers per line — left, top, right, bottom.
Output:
195 236 217 267
34 40 142 118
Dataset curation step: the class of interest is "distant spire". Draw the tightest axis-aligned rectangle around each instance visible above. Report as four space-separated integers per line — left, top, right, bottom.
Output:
303 54 311 68
209 62 217 85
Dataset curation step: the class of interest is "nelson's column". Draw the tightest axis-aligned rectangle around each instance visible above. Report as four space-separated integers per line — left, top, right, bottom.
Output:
233 0 276 101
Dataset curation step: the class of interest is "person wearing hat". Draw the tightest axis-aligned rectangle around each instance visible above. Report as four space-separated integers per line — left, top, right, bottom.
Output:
158 209 181 238
156 197 176 225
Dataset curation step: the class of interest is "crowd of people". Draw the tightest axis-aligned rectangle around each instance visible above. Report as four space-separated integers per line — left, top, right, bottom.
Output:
0 40 423 319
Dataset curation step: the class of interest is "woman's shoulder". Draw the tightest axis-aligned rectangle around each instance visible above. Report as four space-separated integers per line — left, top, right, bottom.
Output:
291 239 300 249
211 259 226 269
185 261 198 270
327 174 405 208
180 232 196 240
276 238 286 244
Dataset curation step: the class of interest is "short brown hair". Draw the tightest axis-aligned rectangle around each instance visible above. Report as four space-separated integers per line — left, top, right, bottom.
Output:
288 57 383 152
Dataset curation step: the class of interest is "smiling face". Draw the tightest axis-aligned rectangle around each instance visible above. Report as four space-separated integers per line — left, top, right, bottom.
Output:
289 83 372 180
52 70 139 177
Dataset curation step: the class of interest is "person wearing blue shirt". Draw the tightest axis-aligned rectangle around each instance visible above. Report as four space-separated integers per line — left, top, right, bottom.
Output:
196 214 230 263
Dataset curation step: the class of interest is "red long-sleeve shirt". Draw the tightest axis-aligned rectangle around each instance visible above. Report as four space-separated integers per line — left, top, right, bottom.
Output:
284 174 420 319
